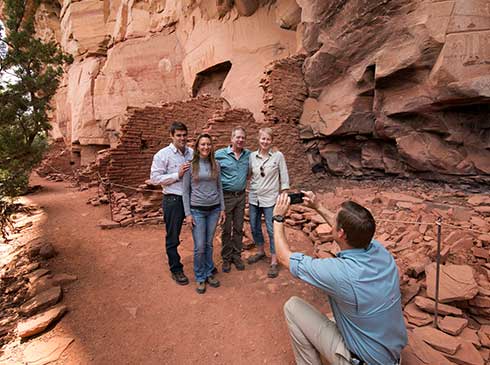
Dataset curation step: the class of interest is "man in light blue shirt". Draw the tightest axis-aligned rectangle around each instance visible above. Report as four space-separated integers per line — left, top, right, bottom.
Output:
215 126 251 273
150 121 193 286
272 192 407 365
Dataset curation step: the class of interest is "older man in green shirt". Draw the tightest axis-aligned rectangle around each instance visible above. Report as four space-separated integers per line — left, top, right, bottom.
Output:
215 126 251 273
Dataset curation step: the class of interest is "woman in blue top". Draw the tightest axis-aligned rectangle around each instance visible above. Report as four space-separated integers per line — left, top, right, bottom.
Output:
183 134 226 294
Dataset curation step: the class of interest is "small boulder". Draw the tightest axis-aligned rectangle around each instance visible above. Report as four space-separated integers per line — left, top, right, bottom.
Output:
20 286 62 316
426 264 478 303
413 326 462 355
438 316 468 336
17 305 67 338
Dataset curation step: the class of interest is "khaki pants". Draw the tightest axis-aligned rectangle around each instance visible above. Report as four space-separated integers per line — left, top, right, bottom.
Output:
284 296 352 365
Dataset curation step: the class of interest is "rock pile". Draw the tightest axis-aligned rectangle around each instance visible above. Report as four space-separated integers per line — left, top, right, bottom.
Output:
276 184 490 364
0 206 77 348
94 182 164 229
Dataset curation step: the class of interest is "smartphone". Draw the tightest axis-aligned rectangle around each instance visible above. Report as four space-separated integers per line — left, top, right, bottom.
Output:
288 192 304 205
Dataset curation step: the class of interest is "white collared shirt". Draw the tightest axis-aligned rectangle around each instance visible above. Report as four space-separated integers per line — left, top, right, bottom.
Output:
249 150 289 207
150 143 193 195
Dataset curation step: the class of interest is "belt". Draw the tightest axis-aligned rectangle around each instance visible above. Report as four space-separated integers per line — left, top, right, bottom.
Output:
223 190 245 196
349 352 400 365
349 352 366 365
163 193 182 198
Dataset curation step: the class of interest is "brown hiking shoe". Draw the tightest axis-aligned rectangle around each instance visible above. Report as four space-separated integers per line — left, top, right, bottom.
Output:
206 275 220 288
267 264 279 278
222 261 232 273
232 257 245 271
171 271 189 286
247 252 266 264
196 281 206 294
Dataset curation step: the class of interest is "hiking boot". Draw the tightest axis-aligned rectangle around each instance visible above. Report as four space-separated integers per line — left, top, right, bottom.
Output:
247 252 266 264
196 281 206 294
222 261 232 273
206 275 220 288
267 264 279 278
232 257 245 271
171 271 189 286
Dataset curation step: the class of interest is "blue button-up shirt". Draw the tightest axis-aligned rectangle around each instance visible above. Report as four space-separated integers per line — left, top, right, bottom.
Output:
215 146 251 192
149 143 193 195
290 240 407 365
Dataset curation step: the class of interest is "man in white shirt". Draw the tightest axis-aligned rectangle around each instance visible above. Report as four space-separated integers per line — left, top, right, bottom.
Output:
150 122 193 285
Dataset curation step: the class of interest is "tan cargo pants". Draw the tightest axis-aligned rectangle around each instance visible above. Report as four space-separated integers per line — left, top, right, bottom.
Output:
283 296 352 365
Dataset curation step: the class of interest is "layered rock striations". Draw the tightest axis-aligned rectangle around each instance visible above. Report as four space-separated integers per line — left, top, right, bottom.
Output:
298 0 490 182
27 0 490 183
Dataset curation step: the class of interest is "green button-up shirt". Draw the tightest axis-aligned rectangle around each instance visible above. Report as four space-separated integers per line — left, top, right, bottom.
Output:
215 146 251 192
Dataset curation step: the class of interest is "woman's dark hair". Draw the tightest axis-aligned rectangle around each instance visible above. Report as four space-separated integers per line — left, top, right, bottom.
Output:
169 121 188 136
192 134 218 181
336 201 376 249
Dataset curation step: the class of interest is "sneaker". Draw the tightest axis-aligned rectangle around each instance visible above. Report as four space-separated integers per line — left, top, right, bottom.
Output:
247 252 266 264
171 271 189 286
267 264 279 278
232 257 245 271
196 281 206 294
222 261 232 273
206 275 220 288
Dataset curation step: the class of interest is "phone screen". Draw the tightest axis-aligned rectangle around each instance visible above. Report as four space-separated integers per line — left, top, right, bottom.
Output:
288 192 304 205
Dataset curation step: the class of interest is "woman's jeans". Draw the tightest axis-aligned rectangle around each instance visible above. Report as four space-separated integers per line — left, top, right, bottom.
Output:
191 206 221 282
249 204 275 254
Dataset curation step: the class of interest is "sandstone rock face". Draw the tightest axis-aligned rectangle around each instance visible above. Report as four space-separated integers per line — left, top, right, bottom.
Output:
48 1 297 161
296 0 490 182
30 0 490 182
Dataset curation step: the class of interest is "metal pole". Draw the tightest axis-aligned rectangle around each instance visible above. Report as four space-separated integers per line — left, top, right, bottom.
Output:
108 182 114 221
433 217 442 328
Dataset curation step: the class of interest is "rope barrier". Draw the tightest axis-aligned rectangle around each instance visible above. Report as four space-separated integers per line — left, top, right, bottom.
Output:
95 172 163 193
93 172 488 236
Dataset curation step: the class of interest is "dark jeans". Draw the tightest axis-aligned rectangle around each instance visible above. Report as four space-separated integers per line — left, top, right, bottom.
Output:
221 191 246 262
162 194 185 273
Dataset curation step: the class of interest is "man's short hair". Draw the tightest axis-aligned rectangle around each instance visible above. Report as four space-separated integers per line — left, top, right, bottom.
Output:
170 121 188 136
336 201 376 249
231 126 246 138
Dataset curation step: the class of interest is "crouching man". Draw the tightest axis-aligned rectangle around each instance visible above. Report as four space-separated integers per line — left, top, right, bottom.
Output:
273 192 407 365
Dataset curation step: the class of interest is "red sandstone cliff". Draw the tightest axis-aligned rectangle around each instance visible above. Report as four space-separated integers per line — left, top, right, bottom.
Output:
26 0 490 185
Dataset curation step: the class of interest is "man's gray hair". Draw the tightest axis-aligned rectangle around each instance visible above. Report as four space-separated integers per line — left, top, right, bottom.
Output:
231 126 246 138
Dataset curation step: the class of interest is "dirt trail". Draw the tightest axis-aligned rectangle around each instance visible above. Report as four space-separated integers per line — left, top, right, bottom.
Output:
10 174 329 364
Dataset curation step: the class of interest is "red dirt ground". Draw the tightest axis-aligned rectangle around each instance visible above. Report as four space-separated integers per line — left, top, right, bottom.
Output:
5 174 331 364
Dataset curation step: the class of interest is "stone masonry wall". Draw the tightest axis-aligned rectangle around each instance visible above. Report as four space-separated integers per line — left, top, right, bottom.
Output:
105 96 226 190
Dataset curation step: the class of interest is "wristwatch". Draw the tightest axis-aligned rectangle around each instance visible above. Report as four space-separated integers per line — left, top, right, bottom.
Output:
272 215 285 223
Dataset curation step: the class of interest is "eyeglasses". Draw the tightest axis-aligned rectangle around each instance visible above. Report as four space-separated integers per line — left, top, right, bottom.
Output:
260 165 265 177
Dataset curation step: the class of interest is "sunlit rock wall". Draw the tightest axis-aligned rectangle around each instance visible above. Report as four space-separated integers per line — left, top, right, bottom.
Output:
43 0 298 164
33 0 490 182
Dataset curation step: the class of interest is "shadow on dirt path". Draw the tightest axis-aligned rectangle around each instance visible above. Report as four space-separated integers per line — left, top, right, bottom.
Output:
14 174 329 364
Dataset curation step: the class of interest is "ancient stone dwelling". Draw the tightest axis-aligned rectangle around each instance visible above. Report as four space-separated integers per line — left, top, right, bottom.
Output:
30 0 489 190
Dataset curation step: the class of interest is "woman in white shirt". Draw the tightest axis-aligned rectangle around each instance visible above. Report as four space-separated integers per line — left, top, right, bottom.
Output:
247 128 290 278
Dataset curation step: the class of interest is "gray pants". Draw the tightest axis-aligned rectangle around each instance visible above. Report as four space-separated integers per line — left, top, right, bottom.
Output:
221 191 246 262
284 296 352 365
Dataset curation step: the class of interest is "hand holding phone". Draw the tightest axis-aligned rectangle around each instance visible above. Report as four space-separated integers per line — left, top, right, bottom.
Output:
288 192 304 205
